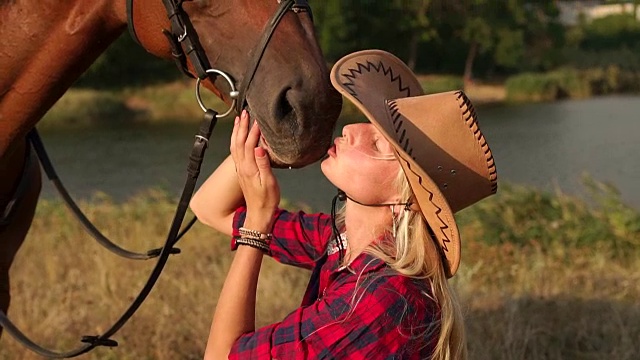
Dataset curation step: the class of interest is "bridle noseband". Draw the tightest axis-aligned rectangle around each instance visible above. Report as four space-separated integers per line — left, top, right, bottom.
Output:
127 0 312 117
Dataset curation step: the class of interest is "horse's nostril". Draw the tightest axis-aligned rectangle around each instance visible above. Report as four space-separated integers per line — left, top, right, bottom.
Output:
275 87 295 121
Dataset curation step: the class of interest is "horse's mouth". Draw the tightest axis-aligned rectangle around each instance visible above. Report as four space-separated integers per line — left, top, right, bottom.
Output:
259 134 288 168
248 102 295 168
248 100 331 169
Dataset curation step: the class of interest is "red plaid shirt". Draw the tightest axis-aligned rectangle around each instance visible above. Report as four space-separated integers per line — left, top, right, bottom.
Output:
228 207 440 359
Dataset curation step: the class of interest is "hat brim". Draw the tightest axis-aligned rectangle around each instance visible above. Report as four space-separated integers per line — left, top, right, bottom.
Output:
330 50 460 277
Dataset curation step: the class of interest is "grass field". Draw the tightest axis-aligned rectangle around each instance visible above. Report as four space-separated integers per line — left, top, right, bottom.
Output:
1 182 638 359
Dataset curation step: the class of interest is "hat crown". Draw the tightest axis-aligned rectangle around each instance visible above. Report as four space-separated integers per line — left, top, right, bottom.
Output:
384 91 497 212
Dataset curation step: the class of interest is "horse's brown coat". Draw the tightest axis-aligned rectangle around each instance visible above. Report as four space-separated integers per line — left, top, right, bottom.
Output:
0 0 340 337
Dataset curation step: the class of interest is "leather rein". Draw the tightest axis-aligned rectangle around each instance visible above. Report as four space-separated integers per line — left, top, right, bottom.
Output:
0 0 310 357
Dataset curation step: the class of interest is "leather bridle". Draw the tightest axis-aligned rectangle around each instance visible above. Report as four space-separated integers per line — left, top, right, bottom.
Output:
0 0 312 358
127 0 312 116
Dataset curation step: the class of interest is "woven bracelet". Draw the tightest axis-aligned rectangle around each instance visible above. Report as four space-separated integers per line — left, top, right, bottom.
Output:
235 237 270 254
238 227 272 242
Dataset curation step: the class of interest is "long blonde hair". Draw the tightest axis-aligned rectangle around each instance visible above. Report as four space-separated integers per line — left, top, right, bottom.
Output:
341 170 467 360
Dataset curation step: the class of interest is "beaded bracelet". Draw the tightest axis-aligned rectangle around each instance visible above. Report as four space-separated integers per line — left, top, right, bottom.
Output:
234 237 270 254
238 227 273 242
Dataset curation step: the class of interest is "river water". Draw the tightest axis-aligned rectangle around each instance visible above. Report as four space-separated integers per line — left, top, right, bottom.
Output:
37 95 640 212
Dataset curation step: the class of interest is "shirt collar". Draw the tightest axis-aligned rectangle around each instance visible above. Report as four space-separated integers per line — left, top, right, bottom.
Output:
337 252 386 275
327 233 387 275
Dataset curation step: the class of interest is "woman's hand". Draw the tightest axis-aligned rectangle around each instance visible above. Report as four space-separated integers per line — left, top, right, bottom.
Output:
230 110 280 231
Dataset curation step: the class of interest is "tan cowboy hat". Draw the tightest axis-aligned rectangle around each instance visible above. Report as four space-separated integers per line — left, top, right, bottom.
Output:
330 50 497 277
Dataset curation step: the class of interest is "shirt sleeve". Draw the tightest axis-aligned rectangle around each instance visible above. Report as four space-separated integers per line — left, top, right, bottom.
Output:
232 206 333 270
228 274 438 359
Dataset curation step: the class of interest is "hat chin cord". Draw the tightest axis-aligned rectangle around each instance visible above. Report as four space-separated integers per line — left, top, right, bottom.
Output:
335 189 412 211
330 189 412 262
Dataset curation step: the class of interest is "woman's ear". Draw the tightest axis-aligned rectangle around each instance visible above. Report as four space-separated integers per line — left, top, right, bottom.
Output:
407 195 421 212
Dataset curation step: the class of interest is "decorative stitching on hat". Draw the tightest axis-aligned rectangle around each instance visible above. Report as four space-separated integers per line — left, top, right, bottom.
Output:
398 157 452 253
455 91 498 193
340 60 413 104
388 101 414 157
387 99 450 253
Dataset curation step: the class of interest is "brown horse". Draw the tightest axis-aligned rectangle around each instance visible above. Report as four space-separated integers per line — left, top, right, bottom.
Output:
0 0 341 343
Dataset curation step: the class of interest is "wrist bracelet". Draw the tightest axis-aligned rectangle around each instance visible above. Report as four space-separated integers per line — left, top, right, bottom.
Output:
239 227 273 242
234 237 270 254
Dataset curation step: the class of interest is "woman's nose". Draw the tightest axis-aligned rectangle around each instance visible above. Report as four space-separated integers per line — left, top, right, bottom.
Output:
342 123 367 143
341 125 353 143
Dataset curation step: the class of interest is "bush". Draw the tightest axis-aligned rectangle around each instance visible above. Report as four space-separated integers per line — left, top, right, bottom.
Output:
456 177 640 259
580 66 640 95
582 14 640 51
504 72 562 102
41 89 139 128
504 66 640 102
548 68 591 98
563 47 640 71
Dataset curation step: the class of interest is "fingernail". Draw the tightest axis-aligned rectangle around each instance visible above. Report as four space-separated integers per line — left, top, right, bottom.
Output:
253 119 258 127
242 109 247 118
234 116 239 125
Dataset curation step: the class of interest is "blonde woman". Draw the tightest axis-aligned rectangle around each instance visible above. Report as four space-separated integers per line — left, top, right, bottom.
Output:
191 50 497 360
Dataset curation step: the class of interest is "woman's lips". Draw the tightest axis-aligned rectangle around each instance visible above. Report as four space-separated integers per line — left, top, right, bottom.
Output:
328 147 336 157
327 143 336 157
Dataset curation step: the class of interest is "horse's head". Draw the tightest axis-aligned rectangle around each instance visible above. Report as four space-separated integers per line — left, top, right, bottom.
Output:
124 0 342 168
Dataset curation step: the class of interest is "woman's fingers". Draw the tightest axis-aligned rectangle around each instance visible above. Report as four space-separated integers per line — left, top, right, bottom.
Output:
243 119 261 166
228 111 280 216
231 110 268 181
254 146 274 185
230 115 239 160
234 110 251 163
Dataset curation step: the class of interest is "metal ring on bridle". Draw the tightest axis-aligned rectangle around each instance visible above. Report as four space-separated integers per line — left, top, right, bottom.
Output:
195 69 239 118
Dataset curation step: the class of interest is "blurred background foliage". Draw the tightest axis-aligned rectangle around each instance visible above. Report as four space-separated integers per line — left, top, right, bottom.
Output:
4 3 638 358
76 0 640 99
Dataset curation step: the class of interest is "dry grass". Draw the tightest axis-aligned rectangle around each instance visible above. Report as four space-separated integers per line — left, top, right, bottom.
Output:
1 188 638 359
457 241 640 360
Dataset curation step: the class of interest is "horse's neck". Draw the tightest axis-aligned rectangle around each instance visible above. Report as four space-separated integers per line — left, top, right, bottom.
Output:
0 0 126 157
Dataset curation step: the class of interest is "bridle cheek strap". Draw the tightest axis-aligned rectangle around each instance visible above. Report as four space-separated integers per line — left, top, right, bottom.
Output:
127 0 313 114
235 0 311 114
127 0 206 79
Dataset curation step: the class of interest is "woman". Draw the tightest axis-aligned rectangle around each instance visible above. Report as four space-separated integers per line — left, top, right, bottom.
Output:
190 50 498 360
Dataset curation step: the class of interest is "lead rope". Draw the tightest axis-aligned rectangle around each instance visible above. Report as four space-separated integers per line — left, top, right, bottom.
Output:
26 129 185 260
0 109 217 358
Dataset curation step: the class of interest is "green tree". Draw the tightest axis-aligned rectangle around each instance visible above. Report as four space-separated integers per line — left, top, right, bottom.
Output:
313 0 350 62
393 0 437 70
460 14 494 84
313 1 413 63
441 0 562 85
